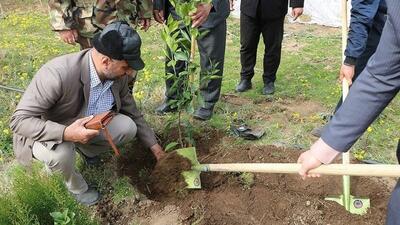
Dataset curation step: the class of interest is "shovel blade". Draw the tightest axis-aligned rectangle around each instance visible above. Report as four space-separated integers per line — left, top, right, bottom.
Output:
182 170 202 189
325 195 370 215
176 147 202 189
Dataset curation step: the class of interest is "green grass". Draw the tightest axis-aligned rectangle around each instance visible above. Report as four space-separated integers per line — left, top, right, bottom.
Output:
0 163 98 225
112 176 138 204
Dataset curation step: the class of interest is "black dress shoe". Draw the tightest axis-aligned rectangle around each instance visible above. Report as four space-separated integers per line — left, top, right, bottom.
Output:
155 101 177 115
235 79 252 92
193 107 213 121
262 82 275 95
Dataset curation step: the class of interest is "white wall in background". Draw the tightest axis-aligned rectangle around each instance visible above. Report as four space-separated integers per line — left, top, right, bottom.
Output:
232 0 351 27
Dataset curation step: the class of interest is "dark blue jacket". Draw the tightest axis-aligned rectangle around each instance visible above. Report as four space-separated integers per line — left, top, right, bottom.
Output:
344 0 387 65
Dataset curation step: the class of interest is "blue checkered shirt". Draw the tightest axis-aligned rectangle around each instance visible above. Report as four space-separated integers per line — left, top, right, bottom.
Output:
85 55 115 116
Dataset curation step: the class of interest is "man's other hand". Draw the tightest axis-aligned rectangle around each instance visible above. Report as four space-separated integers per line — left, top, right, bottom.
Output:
291 7 304 21
297 150 323 180
58 29 78 45
63 116 99 144
190 3 212 28
150 144 166 162
339 64 355 85
153 9 165 23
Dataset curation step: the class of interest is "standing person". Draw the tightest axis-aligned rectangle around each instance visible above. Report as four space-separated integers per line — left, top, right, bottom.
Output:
48 0 153 49
297 0 400 223
312 0 387 137
235 0 304 95
153 0 230 120
10 22 165 206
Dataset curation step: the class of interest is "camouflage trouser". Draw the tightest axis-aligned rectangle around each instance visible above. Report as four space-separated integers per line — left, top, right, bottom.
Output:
75 15 97 50
76 35 92 50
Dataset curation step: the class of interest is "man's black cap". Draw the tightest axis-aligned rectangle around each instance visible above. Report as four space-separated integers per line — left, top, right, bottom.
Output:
92 21 145 70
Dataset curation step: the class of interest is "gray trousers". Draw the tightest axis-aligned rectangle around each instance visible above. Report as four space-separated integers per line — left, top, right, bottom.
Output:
32 114 136 194
387 180 400 225
387 142 400 225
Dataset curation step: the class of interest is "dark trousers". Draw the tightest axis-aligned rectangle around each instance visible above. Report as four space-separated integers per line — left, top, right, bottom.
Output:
164 21 226 109
386 140 400 225
334 17 383 112
239 12 284 84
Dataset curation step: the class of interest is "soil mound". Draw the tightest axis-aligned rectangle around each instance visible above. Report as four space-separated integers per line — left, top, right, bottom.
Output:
149 151 192 196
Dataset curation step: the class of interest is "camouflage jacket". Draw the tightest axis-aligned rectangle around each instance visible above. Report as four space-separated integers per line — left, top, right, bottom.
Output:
49 0 152 38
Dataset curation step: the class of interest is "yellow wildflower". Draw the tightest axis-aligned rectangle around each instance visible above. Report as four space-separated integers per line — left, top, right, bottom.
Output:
3 129 10 135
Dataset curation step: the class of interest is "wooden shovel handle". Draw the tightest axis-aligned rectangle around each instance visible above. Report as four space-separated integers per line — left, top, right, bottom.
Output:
204 163 400 177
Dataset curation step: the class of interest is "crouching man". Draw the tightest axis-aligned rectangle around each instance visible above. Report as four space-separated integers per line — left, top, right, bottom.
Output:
10 21 165 206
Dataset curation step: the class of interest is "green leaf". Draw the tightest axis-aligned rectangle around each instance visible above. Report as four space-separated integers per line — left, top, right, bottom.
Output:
183 91 192 100
165 142 179 152
163 49 171 60
172 31 180 40
160 30 168 42
165 72 176 80
175 51 189 61
198 29 210 39
167 59 177 68
181 30 191 42
209 75 222 80
178 72 189 80
169 20 180 33
190 28 200 39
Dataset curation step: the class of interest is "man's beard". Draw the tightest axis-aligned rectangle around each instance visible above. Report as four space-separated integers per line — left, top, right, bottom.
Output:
103 69 119 81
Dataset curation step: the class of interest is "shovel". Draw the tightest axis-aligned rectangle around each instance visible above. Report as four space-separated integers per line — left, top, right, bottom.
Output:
177 147 400 188
177 147 400 214
323 0 370 215
323 79 369 214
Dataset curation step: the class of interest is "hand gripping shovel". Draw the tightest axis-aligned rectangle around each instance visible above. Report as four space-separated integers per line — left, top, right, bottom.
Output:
177 147 400 212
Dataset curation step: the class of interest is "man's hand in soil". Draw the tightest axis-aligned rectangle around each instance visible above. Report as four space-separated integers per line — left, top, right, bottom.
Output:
297 150 322 180
63 116 99 144
153 9 165 23
58 29 78 45
339 64 355 85
190 3 212 28
151 144 166 161
291 7 304 21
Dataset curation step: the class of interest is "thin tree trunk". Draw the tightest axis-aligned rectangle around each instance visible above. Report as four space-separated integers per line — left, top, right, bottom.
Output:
178 110 184 148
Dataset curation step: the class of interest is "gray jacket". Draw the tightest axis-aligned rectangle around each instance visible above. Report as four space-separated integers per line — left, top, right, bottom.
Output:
321 0 400 152
10 49 157 166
